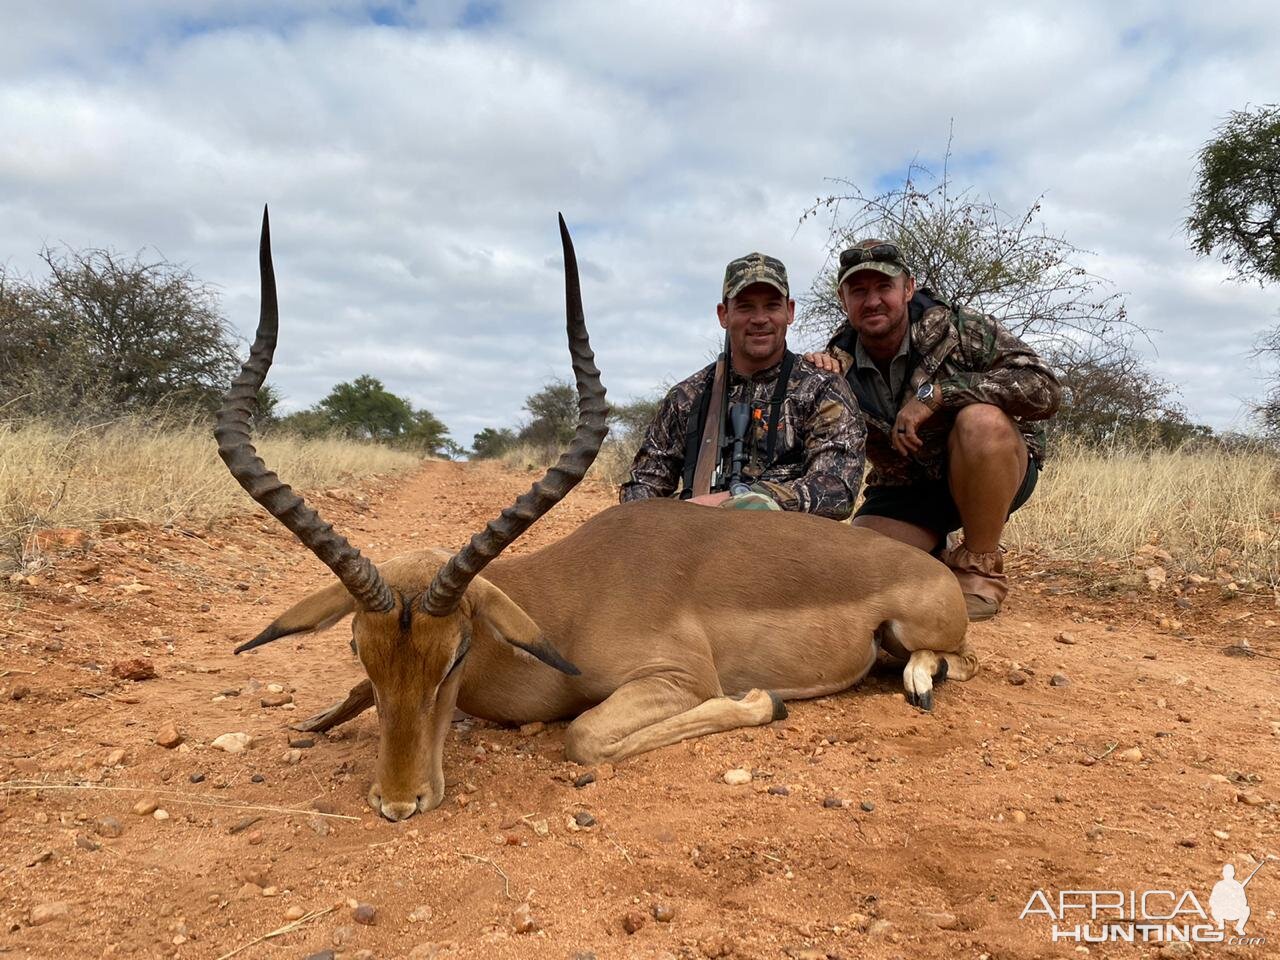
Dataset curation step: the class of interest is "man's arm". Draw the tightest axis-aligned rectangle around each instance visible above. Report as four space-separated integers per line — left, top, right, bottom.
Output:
935 312 1061 421
752 375 866 520
618 387 688 503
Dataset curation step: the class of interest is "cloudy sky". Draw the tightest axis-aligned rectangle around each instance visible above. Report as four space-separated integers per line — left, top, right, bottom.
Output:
3 1 1278 442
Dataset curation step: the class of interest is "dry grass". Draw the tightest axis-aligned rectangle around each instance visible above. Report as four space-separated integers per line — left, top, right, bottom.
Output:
498 439 636 488
1007 437 1280 585
0 418 421 569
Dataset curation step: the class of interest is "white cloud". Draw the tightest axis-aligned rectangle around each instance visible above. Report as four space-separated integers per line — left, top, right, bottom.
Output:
2 0 1278 447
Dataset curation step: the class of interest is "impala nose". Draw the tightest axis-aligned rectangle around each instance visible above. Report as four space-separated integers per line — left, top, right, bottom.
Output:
380 799 418 821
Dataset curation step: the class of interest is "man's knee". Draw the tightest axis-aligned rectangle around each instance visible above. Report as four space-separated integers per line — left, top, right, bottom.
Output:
949 403 1023 457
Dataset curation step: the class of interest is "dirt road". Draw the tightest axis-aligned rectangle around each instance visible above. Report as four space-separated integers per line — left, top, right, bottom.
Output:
1 461 1276 959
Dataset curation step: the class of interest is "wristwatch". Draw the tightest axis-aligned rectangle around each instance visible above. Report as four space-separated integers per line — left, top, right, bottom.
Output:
915 382 942 411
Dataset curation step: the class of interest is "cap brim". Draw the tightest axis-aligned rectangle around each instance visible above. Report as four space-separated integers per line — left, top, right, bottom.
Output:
724 277 789 301
836 262 904 287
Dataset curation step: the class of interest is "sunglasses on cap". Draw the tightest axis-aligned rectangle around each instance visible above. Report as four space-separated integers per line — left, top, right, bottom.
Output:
840 243 907 268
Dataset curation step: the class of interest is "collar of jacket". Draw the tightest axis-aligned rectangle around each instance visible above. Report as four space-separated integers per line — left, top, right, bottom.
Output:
728 353 791 385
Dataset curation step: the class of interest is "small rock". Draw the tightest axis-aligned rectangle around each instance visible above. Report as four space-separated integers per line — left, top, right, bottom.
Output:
152 808 171 821
767 785 790 796
211 732 253 753
573 771 596 788
926 911 959 929
132 799 157 816
303 952 336 960
1049 673 1071 687
94 816 124 838
308 817 331 837
26 849 54 867
574 810 597 828
189 772 205 783
286 749 303 765
155 724 183 749
1055 632 1077 645
288 737 315 749
261 884 277 896
1158 943 1193 959
30 902 71 925
259 693 292 708
285 905 306 921
1178 837 1197 848
1116 747 1143 763
860 800 876 812
594 763 615 782
76 834 101 852
1011 810 1028 824
822 796 847 809
622 909 647 934
266 683 284 693
10 683 31 701
250 773 265 783
652 902 675 922
353 903 376 925
518 721 545 736
105 748 127 767
512 901 538 934
1007 670 1028 686
408 904 434 923
237 883 262 899
110 658 157 682
331 926 354 946
247 830 263 845
1238 791 1265 806
1213 829 1230 840
722 768 752 786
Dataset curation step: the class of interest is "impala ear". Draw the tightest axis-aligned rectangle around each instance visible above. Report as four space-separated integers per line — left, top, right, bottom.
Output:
236 581 356 653
466 578 580 676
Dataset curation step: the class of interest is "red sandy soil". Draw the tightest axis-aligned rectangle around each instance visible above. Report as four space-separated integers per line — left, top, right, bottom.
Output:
0 460 1276 960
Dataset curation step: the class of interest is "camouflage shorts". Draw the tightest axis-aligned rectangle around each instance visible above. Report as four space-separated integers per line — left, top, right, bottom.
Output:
719 491 782 512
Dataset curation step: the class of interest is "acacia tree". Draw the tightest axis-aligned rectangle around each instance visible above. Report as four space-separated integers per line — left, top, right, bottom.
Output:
1 247 241 418
799 154 1185 441
1186 104 1280 435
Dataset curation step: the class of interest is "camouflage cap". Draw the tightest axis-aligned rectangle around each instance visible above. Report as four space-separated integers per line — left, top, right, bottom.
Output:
722 252 789 301
836 239 910 287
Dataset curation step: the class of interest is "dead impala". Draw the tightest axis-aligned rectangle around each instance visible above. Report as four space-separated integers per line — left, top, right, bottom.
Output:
215 209 978 821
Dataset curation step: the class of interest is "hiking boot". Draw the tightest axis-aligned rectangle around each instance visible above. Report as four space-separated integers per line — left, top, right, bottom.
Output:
940 541 1008 622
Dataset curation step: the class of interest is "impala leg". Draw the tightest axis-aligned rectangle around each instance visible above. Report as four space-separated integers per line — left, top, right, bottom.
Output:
289 678 375 733
877 619 979 712
564 676 787 766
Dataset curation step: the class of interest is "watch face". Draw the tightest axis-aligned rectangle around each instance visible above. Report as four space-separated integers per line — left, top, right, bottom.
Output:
916 383 933 402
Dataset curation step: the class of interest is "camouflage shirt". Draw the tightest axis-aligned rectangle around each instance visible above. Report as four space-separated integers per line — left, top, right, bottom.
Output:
619 354 865 519
827 291 1061 488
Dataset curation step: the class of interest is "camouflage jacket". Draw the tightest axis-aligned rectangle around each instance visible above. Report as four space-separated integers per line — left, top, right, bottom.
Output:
826 291 1060 488
619 353 865 519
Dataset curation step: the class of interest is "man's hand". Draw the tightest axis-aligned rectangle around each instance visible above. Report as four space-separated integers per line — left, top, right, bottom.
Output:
802 352 841 374
891 398 935 456
687 491 732 507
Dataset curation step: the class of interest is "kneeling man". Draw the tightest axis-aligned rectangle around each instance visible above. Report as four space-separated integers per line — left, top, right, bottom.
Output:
810 240 1061 619
622 252 865 519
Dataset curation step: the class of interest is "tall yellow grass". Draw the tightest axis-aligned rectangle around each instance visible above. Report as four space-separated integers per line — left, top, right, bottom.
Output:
0 419 420 568
1006 438 1279 584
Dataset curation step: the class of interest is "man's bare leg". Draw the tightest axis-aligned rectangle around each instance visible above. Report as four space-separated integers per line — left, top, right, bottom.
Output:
851 514 939 552
943 403 1028 619
947 403 1027 550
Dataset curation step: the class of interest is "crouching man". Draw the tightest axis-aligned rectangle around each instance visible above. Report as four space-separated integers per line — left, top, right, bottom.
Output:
622 252 865 519
808 240 1060 619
